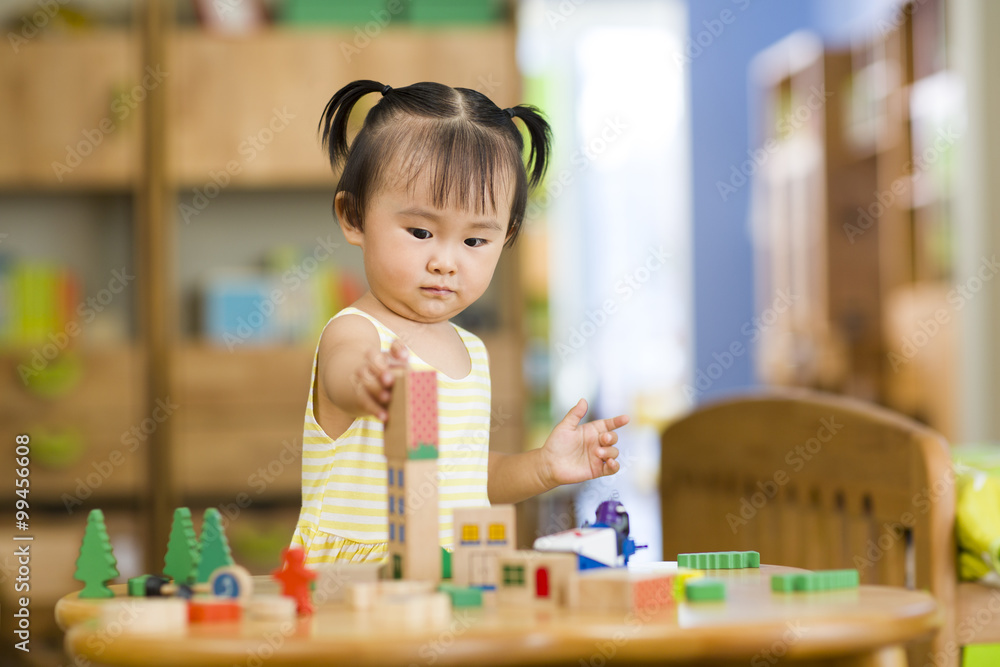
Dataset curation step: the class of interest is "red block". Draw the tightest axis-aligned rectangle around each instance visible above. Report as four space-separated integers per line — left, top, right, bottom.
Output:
189 599 242 623
632 575 675 613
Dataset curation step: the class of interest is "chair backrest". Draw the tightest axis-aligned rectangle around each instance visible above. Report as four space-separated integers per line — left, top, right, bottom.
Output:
660 389 956 666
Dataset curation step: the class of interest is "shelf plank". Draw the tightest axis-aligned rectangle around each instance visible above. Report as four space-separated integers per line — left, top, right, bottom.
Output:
167 26 520 188
0 31 142 189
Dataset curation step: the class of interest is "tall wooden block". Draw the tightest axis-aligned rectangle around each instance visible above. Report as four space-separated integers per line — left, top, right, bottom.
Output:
387 459 441 583
384 368 439 460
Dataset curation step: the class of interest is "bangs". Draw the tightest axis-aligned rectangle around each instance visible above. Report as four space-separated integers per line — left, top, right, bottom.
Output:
366 118 524 217
323 81 550 247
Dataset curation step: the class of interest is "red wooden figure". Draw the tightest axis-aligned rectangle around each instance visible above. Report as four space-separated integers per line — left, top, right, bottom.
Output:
271 546 316 615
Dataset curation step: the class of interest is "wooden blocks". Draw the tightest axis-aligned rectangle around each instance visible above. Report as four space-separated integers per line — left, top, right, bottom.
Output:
272 546 317 615
246 595 297 622
372 592 451 631
196 508 235 583
387 459 441 582
348 580 435 611
771 569 859 593
347 579 450 629
126 565 252 602
452 505 516 588
209 565 254 603
384 368 439 460
677 551 760 569
684 578 726 602
437 583 483 608
673 568 703 601
98 599 188 636
385 368 442 583
163 508 199 586
313 561 382 604
189 598 242 623
496 551 578 607
574 569 675 615
74 509 119 599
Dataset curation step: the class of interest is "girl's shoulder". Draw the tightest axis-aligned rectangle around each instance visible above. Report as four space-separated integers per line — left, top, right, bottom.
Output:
449 322 490 364
318 306 387 354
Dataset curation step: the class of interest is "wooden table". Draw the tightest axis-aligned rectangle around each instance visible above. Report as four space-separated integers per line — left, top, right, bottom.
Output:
57 564 941 667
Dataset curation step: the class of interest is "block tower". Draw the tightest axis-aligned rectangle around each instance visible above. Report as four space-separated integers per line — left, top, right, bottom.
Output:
384 367 441 582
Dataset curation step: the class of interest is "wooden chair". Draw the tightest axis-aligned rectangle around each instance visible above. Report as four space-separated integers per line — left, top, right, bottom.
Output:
660 388 957 667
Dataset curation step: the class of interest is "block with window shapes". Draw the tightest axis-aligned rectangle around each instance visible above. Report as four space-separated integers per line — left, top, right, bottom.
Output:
496 551 578 607
451 505 517 588
384 368 441 583
386 460 437 581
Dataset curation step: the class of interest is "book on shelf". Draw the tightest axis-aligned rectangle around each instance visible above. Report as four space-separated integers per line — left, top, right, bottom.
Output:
0 255 82 349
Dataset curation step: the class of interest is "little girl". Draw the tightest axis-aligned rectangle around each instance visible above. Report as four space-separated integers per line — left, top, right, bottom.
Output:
291 80 629 565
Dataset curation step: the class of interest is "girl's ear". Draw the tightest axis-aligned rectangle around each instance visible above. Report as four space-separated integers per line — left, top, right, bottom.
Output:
335 192 364 247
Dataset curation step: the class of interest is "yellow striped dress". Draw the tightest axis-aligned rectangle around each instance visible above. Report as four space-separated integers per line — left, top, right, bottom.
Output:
290 307 492 566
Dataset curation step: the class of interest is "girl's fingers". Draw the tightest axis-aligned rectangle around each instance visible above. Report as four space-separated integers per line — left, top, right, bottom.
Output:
558 399 589 428
600 414 629 432
367 351 393 386
359 366 389 404
389 340 409 363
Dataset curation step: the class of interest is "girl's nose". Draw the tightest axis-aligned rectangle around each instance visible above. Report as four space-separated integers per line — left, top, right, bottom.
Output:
428 249 457 274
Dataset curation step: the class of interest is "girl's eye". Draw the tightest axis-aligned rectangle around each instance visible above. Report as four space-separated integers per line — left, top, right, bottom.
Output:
465 238 487 247
408 228 431 240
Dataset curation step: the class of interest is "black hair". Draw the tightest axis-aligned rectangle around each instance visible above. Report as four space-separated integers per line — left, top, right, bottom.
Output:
318 80 551 247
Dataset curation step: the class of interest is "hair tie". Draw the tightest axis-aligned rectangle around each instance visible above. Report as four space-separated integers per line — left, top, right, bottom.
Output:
505 107 516 119
381 84 392 95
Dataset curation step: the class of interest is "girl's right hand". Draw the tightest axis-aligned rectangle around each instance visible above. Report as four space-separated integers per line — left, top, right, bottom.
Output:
351 340 409 421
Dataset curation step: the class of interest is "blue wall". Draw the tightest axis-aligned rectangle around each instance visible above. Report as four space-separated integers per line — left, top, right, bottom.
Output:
686 0 894 403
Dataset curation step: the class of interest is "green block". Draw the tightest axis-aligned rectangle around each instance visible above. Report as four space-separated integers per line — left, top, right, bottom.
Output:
798 569 859 592
408 0 502 25
771 569 860 593
282 0 388 25
770 574 798 593
677 551 760 569
127 575 151 597
438 583 482 607
685 578 725 602
964 643 1000 667
441 547 452 580
409 443 438 460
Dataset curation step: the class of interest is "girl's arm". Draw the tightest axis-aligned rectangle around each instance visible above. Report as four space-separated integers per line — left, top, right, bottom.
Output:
487 399 629 505
487 448 551 505
318 315 407 421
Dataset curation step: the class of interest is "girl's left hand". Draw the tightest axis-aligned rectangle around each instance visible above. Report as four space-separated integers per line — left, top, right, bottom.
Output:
540 398 629 486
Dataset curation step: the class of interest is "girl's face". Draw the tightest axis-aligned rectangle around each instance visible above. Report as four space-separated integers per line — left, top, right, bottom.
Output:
337 169 511 324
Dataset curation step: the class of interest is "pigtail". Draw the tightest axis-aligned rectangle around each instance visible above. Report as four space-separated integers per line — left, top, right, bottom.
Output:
318 79 386 168
507 105 552 188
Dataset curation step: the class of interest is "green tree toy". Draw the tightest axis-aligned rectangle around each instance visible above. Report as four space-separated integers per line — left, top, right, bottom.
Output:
74 509 119 599
163 507 199 585
196 507 234 583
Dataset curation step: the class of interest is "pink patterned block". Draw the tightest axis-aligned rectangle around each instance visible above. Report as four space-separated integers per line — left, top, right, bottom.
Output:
632 575 674 613
407 370 438 449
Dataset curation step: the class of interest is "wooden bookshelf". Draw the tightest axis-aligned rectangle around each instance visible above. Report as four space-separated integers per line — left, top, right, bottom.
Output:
751 0 957 439
0 6 526 583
